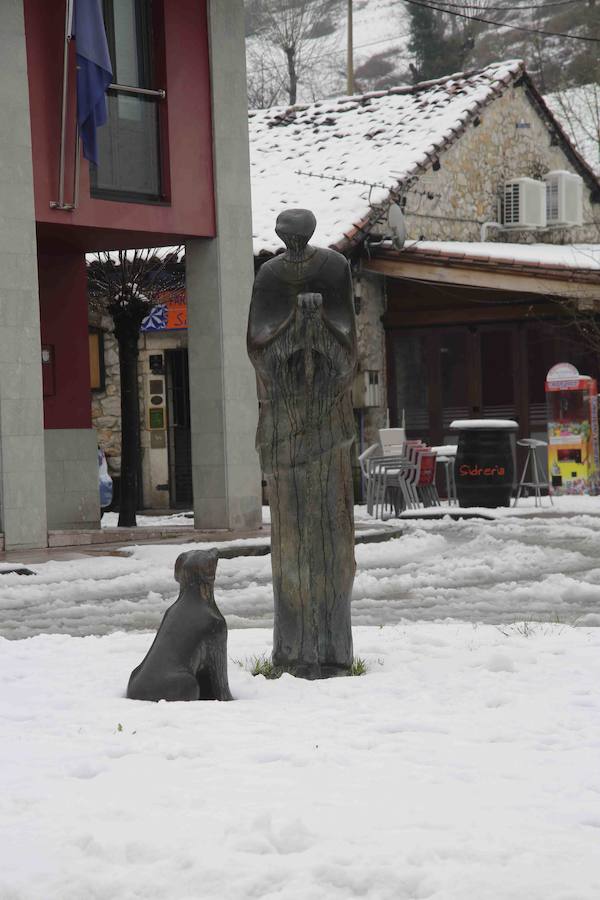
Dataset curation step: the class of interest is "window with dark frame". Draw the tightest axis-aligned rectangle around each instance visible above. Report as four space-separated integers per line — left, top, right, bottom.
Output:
91 0 164 202
89 329 106 392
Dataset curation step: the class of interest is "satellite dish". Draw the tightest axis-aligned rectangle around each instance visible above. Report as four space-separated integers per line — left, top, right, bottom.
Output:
387 203 406 250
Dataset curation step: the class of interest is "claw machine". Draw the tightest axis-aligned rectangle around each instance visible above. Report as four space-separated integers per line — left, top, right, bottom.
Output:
545 363 599 495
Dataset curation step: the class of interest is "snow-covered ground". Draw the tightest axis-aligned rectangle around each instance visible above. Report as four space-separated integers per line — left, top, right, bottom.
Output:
2 501 600 897
3 500 600 640
1 623 599 899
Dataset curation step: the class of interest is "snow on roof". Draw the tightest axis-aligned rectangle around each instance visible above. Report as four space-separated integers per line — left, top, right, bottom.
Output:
249 60 525 256
399 240 600 272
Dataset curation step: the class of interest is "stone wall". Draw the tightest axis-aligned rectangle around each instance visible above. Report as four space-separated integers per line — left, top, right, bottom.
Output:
354 271 389 450
90 313 122 478
395 84 600 245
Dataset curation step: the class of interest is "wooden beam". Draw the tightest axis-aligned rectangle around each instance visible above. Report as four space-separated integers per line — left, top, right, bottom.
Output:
383 301 560 328
365 257 600 299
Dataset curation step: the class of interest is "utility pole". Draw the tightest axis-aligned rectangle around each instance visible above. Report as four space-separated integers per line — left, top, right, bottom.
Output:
347 0 354 95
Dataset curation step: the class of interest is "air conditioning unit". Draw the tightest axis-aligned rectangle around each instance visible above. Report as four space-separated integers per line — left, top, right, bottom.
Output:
503 178 547 227
544 170 583 226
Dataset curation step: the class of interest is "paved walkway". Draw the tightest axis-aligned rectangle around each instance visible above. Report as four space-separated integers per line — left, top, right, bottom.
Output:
0 527 268 565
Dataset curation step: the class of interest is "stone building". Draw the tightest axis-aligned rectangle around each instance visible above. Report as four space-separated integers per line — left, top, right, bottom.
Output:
248 58 600 453
92 59 600 507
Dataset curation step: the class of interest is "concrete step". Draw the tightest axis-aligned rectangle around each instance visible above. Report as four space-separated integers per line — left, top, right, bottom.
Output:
47 526 261 548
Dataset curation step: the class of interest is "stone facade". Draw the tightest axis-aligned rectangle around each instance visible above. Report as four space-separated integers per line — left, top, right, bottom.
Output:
387 85 599 245
90 313 122 479
353 272 389 450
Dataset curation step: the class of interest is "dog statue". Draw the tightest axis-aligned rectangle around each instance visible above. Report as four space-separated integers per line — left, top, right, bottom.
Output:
127 548 233 702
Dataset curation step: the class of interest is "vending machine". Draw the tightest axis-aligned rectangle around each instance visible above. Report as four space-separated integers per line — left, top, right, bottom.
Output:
545 363 600 495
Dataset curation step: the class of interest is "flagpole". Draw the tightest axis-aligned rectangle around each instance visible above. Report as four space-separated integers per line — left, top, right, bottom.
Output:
52 0 75 210
73 124 81 209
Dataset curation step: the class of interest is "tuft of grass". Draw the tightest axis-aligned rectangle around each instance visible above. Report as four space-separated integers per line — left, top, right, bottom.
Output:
495 616 577 639
249 654 284 679
237 654 369 678
349 656 368 676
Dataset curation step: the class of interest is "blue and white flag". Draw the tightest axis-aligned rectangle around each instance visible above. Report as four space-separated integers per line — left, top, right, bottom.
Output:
71 0 113 166
141 305 169 332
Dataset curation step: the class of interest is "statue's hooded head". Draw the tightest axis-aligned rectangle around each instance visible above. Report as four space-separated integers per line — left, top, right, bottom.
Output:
275 209 316 256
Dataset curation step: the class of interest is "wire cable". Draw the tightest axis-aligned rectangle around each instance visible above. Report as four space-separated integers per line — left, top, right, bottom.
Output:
402 0 600 42
433 0 582 9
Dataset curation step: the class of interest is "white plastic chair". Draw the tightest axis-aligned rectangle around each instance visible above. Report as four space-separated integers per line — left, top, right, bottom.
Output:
378 428 406 457
358 443 381 514
368 455 413 519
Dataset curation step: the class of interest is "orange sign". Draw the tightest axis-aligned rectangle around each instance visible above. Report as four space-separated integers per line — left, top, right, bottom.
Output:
141 290 187 332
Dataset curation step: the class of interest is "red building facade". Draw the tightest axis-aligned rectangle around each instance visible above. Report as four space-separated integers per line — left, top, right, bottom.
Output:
25 0 215 431
0 0 261 549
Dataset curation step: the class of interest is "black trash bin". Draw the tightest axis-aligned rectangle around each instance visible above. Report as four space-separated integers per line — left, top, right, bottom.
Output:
450 419 518 508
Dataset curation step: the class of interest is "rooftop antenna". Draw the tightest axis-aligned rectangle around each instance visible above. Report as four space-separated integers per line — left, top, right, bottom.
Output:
388 203 406 250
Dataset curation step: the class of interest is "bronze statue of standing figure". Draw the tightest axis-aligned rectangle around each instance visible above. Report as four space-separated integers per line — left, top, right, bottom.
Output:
247 209 358 679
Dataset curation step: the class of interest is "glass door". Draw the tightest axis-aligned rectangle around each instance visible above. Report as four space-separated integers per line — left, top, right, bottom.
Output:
166 350 192 508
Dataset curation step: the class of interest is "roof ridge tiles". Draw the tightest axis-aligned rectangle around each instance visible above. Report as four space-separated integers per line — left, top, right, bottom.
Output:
250 59 526 119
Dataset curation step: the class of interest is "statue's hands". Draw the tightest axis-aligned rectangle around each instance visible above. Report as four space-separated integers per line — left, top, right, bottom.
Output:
297 292 323 318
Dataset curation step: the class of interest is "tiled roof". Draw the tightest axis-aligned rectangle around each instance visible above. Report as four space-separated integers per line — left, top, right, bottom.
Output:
374 240 600 281
249 60 525 256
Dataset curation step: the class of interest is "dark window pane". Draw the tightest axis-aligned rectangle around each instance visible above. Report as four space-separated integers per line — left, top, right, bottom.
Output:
92 94 161 198
440 329 468 428
92 0 161 200
527 324 557 405
481 328 515 418
113 0 142 86
392 332 429 433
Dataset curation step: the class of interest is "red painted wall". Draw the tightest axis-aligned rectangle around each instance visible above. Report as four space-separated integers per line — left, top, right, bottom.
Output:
24 0 215 251
39 251 92 430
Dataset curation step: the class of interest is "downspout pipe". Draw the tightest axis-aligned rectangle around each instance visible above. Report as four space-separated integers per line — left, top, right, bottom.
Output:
480 221 503 242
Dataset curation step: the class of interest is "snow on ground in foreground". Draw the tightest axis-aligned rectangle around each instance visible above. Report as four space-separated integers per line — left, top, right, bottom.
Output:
0 624 598 899
3 508 600 639
103 497 600 528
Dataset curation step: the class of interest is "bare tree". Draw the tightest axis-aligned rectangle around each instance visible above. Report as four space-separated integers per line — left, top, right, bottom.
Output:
249 0 340 106
547 83 600 173
247 45 285 108
88 248 184 527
